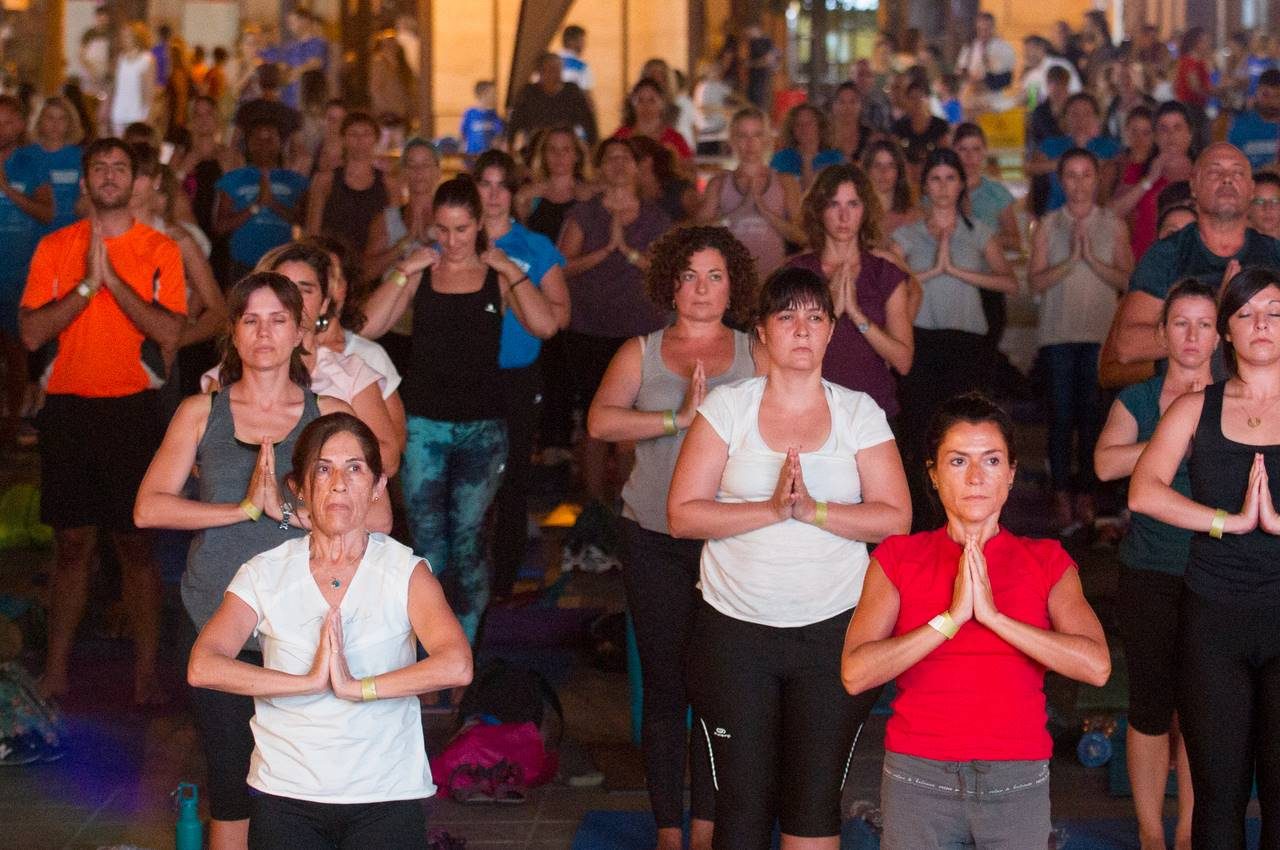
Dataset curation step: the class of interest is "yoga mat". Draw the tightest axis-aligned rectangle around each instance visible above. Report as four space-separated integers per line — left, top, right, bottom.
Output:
569 811 1263 850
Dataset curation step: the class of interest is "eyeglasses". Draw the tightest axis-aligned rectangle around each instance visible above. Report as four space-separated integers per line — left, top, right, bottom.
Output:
1252 198 1280 208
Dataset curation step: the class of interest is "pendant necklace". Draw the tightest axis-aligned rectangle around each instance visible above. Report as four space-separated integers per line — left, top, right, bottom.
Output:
1246 395 1278 428
329 578 341 589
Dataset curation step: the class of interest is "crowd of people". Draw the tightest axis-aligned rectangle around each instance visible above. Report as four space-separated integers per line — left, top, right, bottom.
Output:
4 6 1280 850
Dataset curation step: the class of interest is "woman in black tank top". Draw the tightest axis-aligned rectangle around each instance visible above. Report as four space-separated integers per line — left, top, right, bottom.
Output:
360 176 561 646
1130 267 1280 849
309 112 390 257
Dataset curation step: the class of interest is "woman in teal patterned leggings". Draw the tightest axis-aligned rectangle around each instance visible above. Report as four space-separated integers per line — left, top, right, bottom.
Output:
361 176 562 642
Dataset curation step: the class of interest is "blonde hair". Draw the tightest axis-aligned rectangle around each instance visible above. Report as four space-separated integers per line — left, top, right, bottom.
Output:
125 21 153 51
33 97 84 146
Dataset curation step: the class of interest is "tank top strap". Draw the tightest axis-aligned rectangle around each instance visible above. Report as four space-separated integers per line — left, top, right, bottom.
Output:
731 328 755 372
639 328 667 384
1195 381 1227 445
200 389 233 448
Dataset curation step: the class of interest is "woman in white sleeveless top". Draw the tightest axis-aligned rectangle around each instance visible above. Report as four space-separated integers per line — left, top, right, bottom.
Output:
189 412 472 848
110 22 156 136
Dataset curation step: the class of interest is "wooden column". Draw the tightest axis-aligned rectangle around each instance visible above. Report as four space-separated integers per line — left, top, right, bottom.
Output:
42 0 66 95
415 0 432 137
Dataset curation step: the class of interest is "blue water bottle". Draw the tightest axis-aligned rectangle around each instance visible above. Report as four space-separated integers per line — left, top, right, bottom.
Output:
175 782 202 850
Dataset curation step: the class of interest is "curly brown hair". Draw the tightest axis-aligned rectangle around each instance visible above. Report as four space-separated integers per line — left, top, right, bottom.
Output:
800 163 883 253
644 225 758 325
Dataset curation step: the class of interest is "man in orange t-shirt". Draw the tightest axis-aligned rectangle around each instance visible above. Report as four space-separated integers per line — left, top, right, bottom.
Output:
19 137 185 705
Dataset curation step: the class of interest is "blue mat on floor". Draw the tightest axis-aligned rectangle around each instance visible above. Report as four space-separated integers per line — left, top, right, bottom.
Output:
569 812 1263 850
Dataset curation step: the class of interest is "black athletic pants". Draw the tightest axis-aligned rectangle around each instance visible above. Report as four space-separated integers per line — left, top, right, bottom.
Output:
1179 587 1280 849
619 518 715 828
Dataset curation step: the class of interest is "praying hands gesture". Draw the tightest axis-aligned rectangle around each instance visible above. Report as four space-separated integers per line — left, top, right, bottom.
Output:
769 448 821 525
325 607 365 701
675 360 708 430
947 524 1002 629
244 438 289 524
1227 453 1280 536
297 608 364 700
921 224 954 281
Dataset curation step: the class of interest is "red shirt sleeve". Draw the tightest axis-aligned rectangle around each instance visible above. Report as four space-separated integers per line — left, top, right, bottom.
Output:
1033 538 1075 597
873 534 907 588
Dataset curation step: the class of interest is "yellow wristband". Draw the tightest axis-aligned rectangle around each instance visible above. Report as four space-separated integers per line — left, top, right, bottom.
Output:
662 409 678 436
361 676 378 701
814 501 828 528
928 611 960 639
239 498 262 522
1209 508 1227 540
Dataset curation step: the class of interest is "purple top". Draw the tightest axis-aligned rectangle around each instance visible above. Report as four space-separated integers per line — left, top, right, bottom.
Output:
566 195 670 338
786 250 907 417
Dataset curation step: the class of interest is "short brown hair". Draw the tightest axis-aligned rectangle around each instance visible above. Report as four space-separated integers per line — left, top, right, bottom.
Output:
644 225 758 325
800 163 883 253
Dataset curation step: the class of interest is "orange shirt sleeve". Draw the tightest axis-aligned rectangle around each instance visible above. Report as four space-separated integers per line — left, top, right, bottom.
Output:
155 239 187 316
19 234 60 311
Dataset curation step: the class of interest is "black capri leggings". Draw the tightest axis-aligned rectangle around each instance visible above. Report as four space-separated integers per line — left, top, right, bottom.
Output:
1116 567 1183 736
686 603 880 850
182 614 259 822
1178 588 1280 850
249 793 426 849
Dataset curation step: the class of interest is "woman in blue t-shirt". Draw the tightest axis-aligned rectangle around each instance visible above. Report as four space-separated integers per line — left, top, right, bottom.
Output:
770 103 843 191
1094 278 1217 850
23 97 83 232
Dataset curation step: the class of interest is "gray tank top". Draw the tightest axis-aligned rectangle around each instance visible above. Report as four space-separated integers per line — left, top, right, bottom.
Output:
621 327 755 534
180 388 320 636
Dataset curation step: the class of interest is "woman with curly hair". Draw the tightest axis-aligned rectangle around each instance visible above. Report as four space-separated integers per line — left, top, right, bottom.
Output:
787 163 913 417
587 225 759 850
770 103 844 191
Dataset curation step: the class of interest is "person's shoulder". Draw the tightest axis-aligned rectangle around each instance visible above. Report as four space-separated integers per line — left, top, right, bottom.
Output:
706 375 763 404
1118 373 1162 411
999 530 1073 569
368 532 418 568
132 219 182 253
41 218 90 249
785 250 822 272
244 533 309 573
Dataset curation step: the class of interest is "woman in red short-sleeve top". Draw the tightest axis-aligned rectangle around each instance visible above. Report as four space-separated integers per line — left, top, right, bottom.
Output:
841 392 1110 849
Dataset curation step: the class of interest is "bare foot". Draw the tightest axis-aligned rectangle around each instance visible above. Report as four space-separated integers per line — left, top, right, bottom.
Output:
134 674 170 707
37 671 69 700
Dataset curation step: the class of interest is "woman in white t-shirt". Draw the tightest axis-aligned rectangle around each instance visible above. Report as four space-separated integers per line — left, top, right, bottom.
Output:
667 266 912 850
189 412 472 847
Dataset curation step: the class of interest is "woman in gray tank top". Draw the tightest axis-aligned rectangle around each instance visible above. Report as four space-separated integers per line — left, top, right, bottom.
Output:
134 272 354 849
587 226 759 850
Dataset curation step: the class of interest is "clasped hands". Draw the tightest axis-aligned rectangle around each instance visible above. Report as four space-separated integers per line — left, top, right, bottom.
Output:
769 447 822 525
947 526 1001 630
244 438 309 528
303 607 367 701
1223 453 1280 536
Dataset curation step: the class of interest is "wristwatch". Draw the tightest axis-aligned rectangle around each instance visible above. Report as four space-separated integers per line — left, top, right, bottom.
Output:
75 280 96 299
